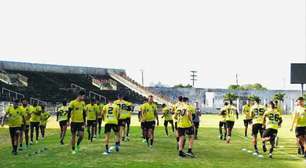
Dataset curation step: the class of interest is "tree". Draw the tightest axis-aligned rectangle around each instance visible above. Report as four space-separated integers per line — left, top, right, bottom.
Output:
227 83 267 91
247 94 260 101
272 93 286 102
228 85 243 90
223 93 239 101
173 84 192 88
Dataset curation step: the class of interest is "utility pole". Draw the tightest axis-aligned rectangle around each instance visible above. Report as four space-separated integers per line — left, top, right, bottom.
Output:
190 71 197 87
235 73 239 85
140 69 144 86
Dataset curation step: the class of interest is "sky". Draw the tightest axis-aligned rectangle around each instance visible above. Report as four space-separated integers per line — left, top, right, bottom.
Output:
0 0 305 90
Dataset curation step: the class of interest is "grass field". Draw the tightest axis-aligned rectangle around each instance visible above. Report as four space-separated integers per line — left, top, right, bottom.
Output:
0 115 305 168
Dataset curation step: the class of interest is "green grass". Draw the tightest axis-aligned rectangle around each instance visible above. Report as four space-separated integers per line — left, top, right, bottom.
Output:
0 115 305 168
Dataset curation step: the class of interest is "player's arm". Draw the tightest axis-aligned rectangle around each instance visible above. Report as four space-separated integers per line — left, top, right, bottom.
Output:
101 106 106 121
278 116 283 127
262 113 267 129
154 106 159 126
56 107 60 121
1 109 8 127
235 108 239 119
83 108 86 124
290 112 298 131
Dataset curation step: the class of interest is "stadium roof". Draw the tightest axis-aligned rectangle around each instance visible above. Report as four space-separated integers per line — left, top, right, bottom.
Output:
0 60 125 75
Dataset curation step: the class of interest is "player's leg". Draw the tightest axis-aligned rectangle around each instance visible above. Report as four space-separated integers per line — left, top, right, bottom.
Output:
244 120 248 137
92 121 97 141
14 128 20 155
114 125 120 152
42 125 46 139
126 118 131 139
98 119 102 136
70 124 77 154
170 120 175 133
104 130 111 155
30 122 34 144
103 124 111 155
19 125 24 150
76 124 84 151
252 125 259 154
219 121 223 140
164 120 169 136
223 122 227 140
35 123 39 142
24 125 29 148
61 123 67 144
186 127 195 157
194 122 199 140
9 127 14 153
178 128 186 157
87 121 91 140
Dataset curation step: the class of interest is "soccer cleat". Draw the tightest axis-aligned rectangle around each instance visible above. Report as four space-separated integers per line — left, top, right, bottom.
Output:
30 141 33 145
269 153 273 159
253 150 259 156
115 145 120 152
19 147 23 151
219 135 223 140
60 140 64 145
185 151 195 158
72 150 76 155
35 140 38 144
103 151 110 155
13 151 18 155
179 151 186 158
142 139 146 143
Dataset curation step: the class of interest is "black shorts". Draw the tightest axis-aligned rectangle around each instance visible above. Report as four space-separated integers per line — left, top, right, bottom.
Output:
295 127 306 137
9 127 21 137
141 122 145 129
219 121 226 128
87 120 97 127
164 120 174 126
70 122 85 133
252 124 264 136
243 119 252 127
193 122 200 129
178 127 194 137
118 119 127 127
30 122 40 128
143 121 156 129
59 120 68 127
104 124 119 133
263 128 278 139
226 121 235 129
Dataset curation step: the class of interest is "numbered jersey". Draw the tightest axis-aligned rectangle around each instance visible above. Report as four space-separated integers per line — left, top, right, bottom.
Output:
114 100 132 120
5 106 23 127
251 104 266 124
141 103 157 122
242 104 252 120
225 105 237 122
103 103 119 125
69 99 86 123
162 106 173 121
175 104 192 128
294 106 306 127
264 109 282 130
58 105 69 122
